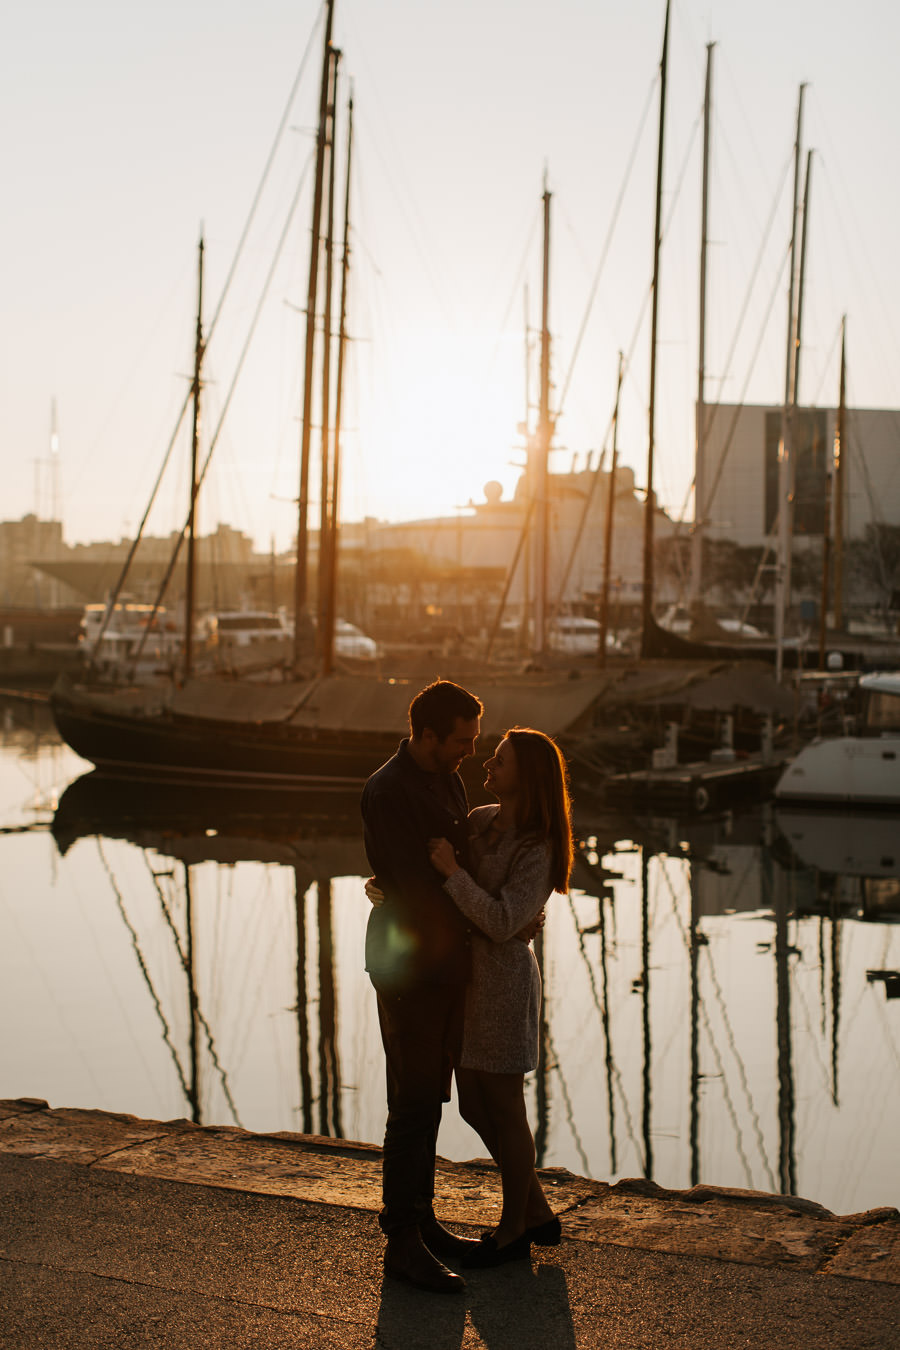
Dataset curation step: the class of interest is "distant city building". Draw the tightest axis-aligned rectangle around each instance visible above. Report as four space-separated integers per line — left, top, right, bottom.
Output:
699 403 900 548
14 459 673 642
29 523 267 613
356 461 675 637
0 515 65 606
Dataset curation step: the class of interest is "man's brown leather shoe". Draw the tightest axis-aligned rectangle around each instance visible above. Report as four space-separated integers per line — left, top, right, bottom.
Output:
419 1215 483 1260
384 1227 465 1294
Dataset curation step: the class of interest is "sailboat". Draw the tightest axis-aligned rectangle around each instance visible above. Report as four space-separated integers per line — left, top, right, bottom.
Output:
49 13 621 793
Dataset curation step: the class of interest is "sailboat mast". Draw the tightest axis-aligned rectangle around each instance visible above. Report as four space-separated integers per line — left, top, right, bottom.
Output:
598 352 624 667
533 180 552 656
774 84 806 683
184 234 205 681
833 317 847 628
690 42 714 611
322 90 354 677
818 456 831 668
640 0 670 656
294 0 336 669
317 49 340 661
788 148 814 603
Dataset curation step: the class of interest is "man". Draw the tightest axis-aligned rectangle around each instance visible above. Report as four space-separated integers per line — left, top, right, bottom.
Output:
362 679 485 1293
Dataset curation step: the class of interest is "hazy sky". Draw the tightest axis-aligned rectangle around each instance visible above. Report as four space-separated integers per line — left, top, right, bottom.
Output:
4 0 898 551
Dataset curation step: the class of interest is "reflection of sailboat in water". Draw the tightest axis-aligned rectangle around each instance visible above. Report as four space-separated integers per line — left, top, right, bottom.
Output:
567 809 813 1196
54 770 365 1136
775 807 900 915
96 846 236 1127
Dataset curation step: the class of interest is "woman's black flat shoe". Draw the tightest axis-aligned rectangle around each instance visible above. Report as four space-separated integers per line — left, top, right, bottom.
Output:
461 1233 531 1268
481 1217 561 1246
526 1216 561 1246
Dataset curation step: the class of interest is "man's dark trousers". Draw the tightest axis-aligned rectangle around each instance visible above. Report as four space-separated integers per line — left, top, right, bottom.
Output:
375 980 463 1234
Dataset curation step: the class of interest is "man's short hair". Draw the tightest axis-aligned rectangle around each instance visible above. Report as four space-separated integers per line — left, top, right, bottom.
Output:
409 680 483 741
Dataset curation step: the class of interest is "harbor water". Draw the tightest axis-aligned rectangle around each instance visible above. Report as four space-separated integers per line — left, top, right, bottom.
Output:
1 699 898 1216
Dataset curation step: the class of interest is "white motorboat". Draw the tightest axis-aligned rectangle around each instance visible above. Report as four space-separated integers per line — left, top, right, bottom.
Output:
80 600 182 681
775 672 900 806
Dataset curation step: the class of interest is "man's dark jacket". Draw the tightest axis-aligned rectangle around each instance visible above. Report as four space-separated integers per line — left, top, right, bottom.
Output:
362 739 472 990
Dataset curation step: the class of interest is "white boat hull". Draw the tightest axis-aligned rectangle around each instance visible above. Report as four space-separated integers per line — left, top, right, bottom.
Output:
775 735 900 806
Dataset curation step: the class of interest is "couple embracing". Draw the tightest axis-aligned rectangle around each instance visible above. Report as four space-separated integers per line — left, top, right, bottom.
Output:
362 679 574 1293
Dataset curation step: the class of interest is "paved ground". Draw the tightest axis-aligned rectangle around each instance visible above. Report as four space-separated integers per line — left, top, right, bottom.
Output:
1 1101 898 1349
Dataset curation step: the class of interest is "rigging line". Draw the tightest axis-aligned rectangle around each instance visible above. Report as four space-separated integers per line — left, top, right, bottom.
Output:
703 146 793 410
699 942 776 1190
565 891 641 1163
476 204 542 403
834 947 900 1206
135 152 314 659
831 978 892 1215
653 854 759 1186
655 855 776 1189
143 853 242 1127
869 983 900 1076
846 415 888 537
831 922 887 1049
696 989 758 1189
351 90 459 333
698 238 792 519
95 840 191 1103
228 874 290 1075
668 219 795 540
206 7 323 342
549 107 702 620
212 868 266 1071
788 949 836 1099
807 317 843 407
820 159 900 445
557 75 657 417
543 1018 592 1177
663 151 794 540
89 19 322 660
0 874 105 1096
812 102 900 371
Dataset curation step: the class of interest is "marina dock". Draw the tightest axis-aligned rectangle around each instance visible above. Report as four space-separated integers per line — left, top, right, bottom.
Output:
2 1098 898 1348
606 749 790 814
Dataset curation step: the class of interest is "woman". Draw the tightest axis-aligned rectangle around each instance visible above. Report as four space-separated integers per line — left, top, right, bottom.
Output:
424 726 573 1266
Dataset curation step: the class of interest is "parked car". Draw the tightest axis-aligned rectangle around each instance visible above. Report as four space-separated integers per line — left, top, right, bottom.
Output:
203 611 291 648
548 615 622 655
334 619 378 660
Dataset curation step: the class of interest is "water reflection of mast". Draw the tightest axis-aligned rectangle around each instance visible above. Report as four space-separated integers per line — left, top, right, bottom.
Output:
597 883 617 1174
689 859 701 1186
641 847 653 1178
184 863 201 1123
570 842 623 1174
294 869 313 1133
830 898 841 1107
773 854 797 1194
99 843 193 1108
533 928 549 1166
316 878 343 1138
97 841 239 1125
150 858 240 1126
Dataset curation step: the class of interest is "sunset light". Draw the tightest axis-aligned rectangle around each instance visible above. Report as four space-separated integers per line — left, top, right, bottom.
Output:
3 0 899 552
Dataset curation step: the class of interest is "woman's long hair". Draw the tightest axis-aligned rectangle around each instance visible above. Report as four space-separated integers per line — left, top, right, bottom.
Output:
505 727 574 893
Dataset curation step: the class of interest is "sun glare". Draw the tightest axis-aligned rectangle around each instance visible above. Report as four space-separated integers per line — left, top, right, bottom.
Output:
355 327 526 524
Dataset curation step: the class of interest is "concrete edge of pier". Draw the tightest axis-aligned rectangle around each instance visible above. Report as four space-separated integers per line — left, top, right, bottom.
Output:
2 1096 898 1287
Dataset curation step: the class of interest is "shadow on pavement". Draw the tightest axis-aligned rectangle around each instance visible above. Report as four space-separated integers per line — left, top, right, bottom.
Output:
375 1259 576 1349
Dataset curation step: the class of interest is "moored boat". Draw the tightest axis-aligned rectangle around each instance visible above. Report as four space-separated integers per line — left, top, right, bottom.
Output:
51 668 612 792
774 672 900 806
